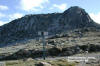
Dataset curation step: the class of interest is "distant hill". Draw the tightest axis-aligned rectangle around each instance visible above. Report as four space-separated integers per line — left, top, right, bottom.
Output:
0 6 100 45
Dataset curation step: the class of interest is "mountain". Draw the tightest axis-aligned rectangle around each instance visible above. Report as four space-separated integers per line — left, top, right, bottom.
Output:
0 6 100 45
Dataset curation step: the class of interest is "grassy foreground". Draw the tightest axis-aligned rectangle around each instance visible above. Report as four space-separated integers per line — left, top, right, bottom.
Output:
5 59 76 66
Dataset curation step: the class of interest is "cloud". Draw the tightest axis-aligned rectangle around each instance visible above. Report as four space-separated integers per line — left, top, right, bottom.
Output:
0 13 5 18
51 3 67 11
20 0 49 11
9 13 23 21
0 13 23 26
0 21 8 26
89 12 100 24
0 5 8 10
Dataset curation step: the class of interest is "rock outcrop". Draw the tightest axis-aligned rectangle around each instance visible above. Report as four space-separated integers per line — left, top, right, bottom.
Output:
0 44 100 60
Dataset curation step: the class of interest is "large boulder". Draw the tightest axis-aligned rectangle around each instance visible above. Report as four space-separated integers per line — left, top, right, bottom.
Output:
48 47 62 56
15 49 31 58
31 50 43 58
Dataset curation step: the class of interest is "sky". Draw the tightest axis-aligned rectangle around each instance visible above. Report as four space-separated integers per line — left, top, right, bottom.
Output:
0 0 100 26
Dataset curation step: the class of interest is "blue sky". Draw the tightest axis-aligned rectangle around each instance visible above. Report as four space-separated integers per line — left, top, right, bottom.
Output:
0 0 100 26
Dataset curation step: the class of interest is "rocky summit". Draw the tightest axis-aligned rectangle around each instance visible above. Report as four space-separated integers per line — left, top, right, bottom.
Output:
0 6 100 45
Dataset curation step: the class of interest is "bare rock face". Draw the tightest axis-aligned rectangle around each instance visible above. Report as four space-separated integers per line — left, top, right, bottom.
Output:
0 6 100 45
0 13 61 45
57 6 99 31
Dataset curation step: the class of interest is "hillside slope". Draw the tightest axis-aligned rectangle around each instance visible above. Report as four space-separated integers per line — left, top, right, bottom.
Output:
0 6 100 45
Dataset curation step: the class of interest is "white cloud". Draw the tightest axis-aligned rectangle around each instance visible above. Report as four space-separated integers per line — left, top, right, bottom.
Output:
0 5 8 10
0 13 5 18
0 13 23 26
51 3 67 11
0 21 8 26
89 12 100 24
9 13 23 21
20 0 49 11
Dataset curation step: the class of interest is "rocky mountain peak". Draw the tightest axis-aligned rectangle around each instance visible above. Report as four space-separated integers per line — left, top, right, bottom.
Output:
64 6 85 14
0 6 100 45
57 6 96 30
63 6 89 19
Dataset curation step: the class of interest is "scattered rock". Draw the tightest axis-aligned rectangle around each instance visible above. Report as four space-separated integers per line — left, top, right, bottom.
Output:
35 62 51 66
1 44 100 60
26 58 34 61
47 40 55 45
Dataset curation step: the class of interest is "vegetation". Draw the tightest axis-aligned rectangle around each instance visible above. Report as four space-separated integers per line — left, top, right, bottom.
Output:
6 59 76 66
